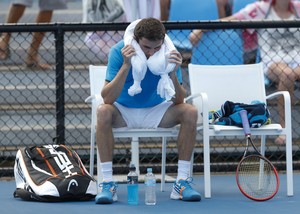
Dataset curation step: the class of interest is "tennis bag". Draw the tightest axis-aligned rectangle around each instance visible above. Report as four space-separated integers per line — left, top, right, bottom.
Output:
14 144 97 202
210 100 271 128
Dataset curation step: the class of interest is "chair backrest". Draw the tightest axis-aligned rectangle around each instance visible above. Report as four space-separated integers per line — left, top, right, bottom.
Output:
188 63 266 117
168 0 219 50
191 29 243 65
89 65 107 102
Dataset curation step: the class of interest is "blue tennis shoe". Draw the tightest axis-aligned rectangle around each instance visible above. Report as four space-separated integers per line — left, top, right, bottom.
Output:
170 177 201 201
95 181 118 204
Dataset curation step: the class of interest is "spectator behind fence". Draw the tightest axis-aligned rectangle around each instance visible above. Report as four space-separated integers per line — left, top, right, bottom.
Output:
94 18 201 204
122 0 161 21
233 0 260 64
83 0 126 63
0 0 68 70
160 0 171 21
216 0 233 18
190 0 300 145
83 0 161 62
218 0 259 64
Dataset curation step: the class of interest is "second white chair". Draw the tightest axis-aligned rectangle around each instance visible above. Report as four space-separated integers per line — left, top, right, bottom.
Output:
187 62 293 199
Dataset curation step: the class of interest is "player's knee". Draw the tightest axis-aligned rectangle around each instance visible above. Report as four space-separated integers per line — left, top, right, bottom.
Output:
97 104 113 124
183 105 198 124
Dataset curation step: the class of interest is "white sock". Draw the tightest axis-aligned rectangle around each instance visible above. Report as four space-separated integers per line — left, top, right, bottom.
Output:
100 161 113 182
176 160 191 182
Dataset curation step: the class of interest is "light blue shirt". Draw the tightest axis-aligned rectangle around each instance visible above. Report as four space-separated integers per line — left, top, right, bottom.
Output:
106 40 182 108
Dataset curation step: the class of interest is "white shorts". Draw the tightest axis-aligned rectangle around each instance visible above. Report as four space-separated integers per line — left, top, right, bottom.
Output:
114 101 173 129
12 0 67 10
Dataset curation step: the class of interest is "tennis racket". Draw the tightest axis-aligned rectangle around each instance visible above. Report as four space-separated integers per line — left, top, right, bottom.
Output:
236 110 280 201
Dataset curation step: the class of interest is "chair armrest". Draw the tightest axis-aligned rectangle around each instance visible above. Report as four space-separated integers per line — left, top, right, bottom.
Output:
85 94 103 113
85 94 103 107
185 93 201 103
266 90 292 130
266 90 290 101
85 95 95 103
199 92 209 127
85 94 104 128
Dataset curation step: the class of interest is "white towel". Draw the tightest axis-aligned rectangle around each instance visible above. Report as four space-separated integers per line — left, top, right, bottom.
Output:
124 19 176 101
124 19 148 96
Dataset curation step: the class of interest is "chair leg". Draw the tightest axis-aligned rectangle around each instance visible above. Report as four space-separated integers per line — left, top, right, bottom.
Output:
203 134 211 198
161 137 167 191
190 150 194 177
89 130 95 177
260 135 266 156
258 135 267 188
131 137 140 176
96 148 103 193
262 133 293 197
283 90 293 196
286 133 294 196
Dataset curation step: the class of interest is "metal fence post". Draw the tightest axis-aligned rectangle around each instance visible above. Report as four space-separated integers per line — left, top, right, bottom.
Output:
55 25 65 145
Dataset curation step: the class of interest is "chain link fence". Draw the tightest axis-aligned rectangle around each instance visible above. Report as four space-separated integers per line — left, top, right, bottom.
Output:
0 21 300 178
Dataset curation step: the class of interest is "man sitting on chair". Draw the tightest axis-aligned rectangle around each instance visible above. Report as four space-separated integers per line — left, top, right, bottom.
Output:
95 17 201 204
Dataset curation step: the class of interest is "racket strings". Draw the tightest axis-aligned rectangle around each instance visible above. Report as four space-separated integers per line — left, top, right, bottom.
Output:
237 156 278 199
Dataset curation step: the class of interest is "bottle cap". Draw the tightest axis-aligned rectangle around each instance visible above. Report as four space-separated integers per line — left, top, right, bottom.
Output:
129 163 136 171
147 168 152 173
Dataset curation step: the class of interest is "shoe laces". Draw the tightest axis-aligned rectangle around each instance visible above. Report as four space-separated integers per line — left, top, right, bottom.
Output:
99 182 117 191
179 177 195 189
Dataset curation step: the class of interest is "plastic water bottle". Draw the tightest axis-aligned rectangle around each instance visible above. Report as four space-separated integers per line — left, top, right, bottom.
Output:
127 163 139 205
144 168 156 205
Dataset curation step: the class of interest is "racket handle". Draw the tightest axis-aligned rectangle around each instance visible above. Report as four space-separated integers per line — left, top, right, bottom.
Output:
239 109 251 135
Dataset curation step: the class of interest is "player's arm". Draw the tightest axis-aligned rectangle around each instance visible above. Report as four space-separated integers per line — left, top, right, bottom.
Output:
101 45 135 104
168 50 186 104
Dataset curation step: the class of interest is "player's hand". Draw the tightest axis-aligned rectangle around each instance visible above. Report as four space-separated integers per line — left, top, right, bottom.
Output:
167 50 182 78
189 29 203 46
121 44 136 66
168 50 182 66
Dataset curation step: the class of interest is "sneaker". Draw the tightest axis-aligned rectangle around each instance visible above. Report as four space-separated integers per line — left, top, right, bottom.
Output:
95 181 118 204
170 177 201 201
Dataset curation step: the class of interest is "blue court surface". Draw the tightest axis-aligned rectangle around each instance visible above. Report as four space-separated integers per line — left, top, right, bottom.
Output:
1 173 299 214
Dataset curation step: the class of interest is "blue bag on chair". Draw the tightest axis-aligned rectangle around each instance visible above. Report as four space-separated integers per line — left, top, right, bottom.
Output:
210 100 271 128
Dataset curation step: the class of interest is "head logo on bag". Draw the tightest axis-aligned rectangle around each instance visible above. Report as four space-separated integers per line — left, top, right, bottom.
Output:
67 179 79 192
14 145 97 202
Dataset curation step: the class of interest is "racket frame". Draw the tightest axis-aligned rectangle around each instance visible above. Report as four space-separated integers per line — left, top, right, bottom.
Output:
236 110 280 201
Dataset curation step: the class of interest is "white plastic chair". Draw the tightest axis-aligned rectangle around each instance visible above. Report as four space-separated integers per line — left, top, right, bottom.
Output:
85 65 181 192
187 62 293 199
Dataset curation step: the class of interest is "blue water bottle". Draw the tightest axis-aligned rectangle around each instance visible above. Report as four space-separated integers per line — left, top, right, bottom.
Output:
127 163 139 205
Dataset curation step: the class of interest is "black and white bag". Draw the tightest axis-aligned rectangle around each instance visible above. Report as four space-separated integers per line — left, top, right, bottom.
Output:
14 144 97 202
